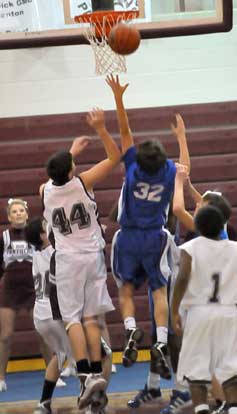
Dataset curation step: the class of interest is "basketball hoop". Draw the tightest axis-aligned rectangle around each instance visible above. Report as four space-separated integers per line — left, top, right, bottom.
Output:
74 10 139 76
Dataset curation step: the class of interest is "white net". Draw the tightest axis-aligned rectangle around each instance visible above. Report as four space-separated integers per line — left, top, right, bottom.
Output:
77 11 138 76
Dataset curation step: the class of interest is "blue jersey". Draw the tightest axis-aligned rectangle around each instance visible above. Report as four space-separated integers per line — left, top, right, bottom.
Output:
118 146 176 229
220 228 228 239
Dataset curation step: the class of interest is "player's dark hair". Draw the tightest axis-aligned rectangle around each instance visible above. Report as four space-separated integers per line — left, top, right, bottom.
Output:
136 140 167 175
46 151 73 185
202 192 231 223
194 205 225 239
24 217 45 250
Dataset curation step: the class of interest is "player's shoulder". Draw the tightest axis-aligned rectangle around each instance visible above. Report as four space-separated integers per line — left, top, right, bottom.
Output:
180 236 201 254
164 159 176 178
166 158 176 168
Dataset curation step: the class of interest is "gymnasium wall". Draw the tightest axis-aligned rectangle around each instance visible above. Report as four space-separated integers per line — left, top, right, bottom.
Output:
0 11 236 118
1 100 237 357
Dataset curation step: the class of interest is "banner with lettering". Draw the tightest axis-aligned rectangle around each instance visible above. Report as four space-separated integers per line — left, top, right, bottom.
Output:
0 0 64 33
0 0 140 33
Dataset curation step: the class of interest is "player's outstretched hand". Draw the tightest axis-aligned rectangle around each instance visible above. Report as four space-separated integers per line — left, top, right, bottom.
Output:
175 163 189 182
171 114 186 138
70 135 91 157
106 74 129 98
87 108 105 131
171 312 183 336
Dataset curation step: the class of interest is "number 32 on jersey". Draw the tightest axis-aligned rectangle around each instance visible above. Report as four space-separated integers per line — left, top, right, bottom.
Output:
133 183 164 202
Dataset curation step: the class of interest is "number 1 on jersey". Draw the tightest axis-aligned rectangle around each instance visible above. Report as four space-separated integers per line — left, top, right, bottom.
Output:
209 273 220 303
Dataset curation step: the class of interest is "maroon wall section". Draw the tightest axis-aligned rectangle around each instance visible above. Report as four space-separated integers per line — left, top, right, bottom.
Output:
0 101 237 357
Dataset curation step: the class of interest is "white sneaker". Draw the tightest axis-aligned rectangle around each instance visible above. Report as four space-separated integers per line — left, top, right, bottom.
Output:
111 364 117 374
61 365 77 377
78 373 107 410
56 377 66 387
0 380 7 392
33 400 52 414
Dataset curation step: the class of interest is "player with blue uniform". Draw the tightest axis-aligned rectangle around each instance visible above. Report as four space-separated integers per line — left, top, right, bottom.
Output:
107 74 190 377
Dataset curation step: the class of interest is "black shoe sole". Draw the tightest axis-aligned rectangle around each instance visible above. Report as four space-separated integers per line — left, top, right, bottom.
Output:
131 328 144 343
123 347 138 367
150 348 171 380
122 328 144 368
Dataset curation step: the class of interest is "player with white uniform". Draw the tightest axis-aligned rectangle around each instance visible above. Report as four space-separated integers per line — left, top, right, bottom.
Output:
41 110 120 410
172 205 237 414
24 217 73 414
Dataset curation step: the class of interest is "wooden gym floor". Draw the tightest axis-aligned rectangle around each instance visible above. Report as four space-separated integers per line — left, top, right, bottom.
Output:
0 390 177 414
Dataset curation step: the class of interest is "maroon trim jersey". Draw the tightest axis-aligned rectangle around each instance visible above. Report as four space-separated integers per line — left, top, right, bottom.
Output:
0 227 35 310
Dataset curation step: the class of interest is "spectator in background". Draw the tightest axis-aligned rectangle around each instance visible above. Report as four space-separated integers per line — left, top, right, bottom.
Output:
0 198 53 392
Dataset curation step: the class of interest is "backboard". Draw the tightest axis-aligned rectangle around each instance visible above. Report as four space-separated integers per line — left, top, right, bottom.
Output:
0 0 233 50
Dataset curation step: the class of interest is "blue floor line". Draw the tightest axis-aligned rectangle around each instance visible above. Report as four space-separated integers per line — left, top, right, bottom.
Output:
0 362 175 403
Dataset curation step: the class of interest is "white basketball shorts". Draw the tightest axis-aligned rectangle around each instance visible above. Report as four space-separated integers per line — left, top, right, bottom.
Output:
34 317 73 371
177 305 237 385
54 250 114 323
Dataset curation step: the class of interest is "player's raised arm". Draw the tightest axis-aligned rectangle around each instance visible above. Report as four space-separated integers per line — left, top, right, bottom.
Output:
69 135 91 158
171 249 192 336
172 163 195 231
186 177 202 204
106 74 134 155
80 108 121 190
171 114 190 174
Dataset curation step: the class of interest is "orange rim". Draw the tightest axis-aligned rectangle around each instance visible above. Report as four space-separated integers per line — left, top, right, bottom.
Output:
74 10 139 38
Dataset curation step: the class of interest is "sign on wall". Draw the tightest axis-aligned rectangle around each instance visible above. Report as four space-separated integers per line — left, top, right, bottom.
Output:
0 0 140 33
0 0 64 33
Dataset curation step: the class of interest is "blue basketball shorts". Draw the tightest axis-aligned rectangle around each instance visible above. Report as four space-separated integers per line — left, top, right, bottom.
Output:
111 227 171 291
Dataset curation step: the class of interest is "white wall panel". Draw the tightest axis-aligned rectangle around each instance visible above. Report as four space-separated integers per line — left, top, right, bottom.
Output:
0 11 236 118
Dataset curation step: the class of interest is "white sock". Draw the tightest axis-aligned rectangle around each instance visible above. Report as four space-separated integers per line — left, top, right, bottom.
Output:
195 404 209 413
147 371 160 390
124 317 136 331
229 408 237 414
156 326 168 344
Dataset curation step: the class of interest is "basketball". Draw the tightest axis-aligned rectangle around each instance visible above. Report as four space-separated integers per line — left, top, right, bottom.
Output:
108 23 141 55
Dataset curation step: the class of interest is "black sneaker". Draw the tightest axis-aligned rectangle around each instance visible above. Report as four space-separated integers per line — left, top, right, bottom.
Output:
91 390 108 413
78 373 107 410
212 401 228 414
150 342 171 379
127 384 162 408
123 328 144 368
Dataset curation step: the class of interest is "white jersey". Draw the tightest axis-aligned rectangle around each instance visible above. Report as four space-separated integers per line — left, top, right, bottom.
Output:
33 245 54 320
181 236 237 308
43 177 105 253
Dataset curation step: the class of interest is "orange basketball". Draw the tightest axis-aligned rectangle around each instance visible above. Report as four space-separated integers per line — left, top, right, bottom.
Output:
108 23 141 55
